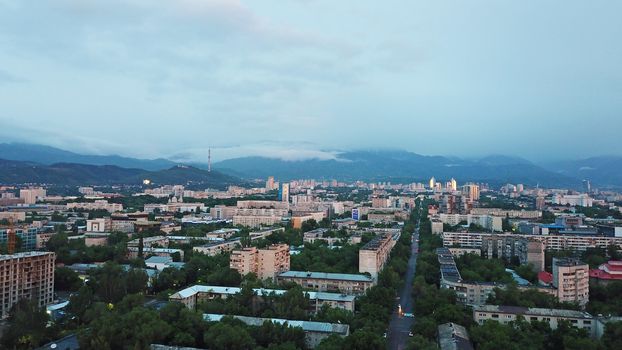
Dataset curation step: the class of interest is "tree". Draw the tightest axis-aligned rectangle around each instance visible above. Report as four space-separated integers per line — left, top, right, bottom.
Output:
602 321 622 350
54 266 83 291
203 322 256 350
1 300 54 350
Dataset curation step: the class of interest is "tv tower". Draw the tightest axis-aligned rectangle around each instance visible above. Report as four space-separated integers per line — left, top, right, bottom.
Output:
208 148 212 173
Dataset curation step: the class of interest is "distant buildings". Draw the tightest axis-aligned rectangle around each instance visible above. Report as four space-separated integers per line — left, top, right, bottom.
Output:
552 194 593 207
435 213 503 232
279 183 290 203
229 244 290 280
0 252 55 318
461 184 480 202
66 200 123 213
19 188 46 205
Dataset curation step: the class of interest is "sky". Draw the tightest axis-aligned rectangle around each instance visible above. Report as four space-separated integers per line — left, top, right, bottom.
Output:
0 0 621 162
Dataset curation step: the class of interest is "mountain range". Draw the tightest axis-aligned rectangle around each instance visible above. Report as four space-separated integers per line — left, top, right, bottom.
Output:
1 143 621 188
0 158 240 188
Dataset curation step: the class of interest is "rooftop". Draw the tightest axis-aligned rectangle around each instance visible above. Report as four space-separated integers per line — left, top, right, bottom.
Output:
0 251 54 261
278 270 374 283
473 305 592 319
170 285 356 302
203 314 350 335
437 322 474 350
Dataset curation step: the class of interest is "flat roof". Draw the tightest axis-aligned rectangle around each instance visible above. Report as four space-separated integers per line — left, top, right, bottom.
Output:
0 251 54 261
474 305 592 319
170 285 355 302
278 270 374 282
203 314 349 335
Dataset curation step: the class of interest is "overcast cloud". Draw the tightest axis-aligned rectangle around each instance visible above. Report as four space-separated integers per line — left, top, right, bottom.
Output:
0 0 620 161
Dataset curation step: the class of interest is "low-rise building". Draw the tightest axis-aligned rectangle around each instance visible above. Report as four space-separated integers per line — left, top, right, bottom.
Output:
127 247 184 260
473 305 595 335
277 271 374 295
437 323 474 350
66 200 123 212
170 285 355 312
193 239 242 256
203 314 349 348
589 260 622 284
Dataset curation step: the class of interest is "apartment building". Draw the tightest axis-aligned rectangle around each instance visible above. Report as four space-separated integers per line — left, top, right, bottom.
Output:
66 200 123 213
170 285 355 312
359 233 397 279
437 248 556 306
0 252 55 318
470 208 542 219
481 235 545 271
552 258 589 306
19 188 47 205
232 214 284 228
204 314 349 349
277 271 375 295
229 244 290 280
442 232 622 252
473 305 594 333
435 213 503 232
193 239 242 256
437 323 473 350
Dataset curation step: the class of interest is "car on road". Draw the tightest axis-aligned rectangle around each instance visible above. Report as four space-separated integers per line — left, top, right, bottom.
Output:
409 332 414 337
403 312 414 318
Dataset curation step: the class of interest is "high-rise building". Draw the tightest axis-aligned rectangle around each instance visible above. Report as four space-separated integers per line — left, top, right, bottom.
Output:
552 258 589 306
429 177 436 190
450 178 458 192
279 183 290 203
462 183 480 202
0 252 55 318
583 180 591 193
19 188 46 205
230 244 290 280
359 233 396 279
266 176 275 190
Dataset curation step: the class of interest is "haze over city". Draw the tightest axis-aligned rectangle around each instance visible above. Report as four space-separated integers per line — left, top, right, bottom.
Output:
1 1 621 161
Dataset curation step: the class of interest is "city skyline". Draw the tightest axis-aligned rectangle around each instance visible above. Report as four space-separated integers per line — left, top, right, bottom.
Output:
1 1 621 161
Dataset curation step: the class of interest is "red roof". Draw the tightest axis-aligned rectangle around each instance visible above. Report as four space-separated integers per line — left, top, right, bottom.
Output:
605 261 622 271
589 269 622 280
538 271 553 284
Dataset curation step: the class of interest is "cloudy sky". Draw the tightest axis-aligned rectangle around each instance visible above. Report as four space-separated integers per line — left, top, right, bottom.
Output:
0 0 620 162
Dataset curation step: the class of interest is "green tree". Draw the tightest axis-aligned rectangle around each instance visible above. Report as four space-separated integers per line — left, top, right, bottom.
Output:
54 266 83 291
203 322 256 350
1 300 54 350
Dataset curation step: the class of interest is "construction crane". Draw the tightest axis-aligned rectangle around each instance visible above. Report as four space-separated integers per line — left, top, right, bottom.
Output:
7 217 16 254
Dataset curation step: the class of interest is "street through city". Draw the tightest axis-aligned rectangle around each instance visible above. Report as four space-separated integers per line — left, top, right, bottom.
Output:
387 220 420 350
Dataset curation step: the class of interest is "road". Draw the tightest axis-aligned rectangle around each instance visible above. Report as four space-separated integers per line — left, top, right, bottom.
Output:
387 223 420 350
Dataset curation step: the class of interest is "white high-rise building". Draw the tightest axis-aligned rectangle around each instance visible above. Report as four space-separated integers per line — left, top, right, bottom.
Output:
429 177 436 189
